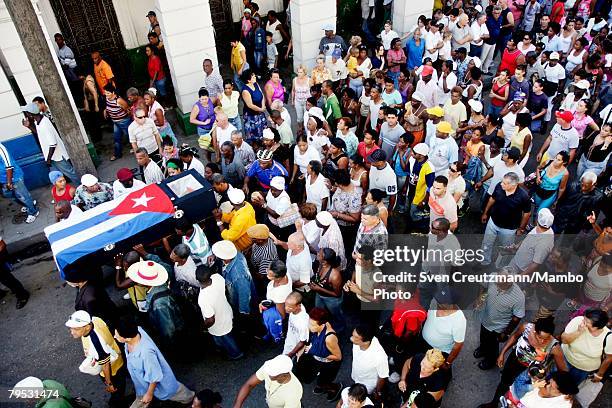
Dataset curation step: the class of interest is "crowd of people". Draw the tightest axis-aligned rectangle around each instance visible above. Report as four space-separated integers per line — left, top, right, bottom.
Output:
2 0 612 407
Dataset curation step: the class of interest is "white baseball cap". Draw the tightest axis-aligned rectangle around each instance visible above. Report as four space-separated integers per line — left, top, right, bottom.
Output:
65 310 92 328
413 143 430 156
81 174 98 187
537 208 554 228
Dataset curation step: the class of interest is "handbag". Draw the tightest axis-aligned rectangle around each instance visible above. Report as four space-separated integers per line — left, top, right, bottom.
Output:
277 203 301 228
78 347 119 376
575 377 604 407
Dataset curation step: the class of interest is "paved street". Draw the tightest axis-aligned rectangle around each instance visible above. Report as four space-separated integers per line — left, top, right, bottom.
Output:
0 255 609 407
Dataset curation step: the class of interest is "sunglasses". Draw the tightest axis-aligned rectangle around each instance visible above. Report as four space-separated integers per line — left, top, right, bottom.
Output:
136 115 146 119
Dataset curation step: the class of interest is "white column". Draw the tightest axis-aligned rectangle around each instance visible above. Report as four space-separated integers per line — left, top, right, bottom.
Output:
291 0 336 72
392 0 433 35
154 0 218 114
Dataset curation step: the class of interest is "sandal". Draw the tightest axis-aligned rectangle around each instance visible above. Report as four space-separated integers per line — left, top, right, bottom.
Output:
110 156 117 161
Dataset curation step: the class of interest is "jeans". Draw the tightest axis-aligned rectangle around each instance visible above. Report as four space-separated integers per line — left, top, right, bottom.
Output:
395 175 408 212
112 117 132 158
234 72 245 93
530 119 543 134
469 44 483 58
154 78 167 96
2 179 37 215
565 357 591 385
229 116 243 131
212 332 243 359
481 42 496 73
577 155 607 179
349 77 364 98
315 293 345 332
253 51 265 73
410 203 429 231
481 218 517 265
50 159 79 184
387 70 400 90
294 100 307 124
488 104 503 120
512 367 534 399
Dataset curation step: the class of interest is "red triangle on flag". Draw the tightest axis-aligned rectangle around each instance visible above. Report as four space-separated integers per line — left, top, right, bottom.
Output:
109 184 174 216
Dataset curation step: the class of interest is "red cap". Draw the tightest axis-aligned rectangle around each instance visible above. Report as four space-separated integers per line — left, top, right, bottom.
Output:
116 167 133 182
555 110 574 122
421 65 434 77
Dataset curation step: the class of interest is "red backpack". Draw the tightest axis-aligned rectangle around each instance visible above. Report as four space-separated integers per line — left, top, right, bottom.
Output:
390 296 427 339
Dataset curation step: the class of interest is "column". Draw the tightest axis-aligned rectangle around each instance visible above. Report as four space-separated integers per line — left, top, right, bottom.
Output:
154 0 218 114
290 0 336 72
392 0 433 35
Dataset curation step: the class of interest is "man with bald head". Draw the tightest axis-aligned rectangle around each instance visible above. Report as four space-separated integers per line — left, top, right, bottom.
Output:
283 291 310 358
54 199 82 222
274 232 312 290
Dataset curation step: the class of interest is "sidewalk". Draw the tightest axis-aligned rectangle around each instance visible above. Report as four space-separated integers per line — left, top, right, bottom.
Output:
0 110 198 256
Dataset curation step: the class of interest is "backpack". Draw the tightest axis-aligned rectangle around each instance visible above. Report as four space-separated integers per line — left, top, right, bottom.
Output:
262 306 284 343
390 298 427 339
464 155 483 183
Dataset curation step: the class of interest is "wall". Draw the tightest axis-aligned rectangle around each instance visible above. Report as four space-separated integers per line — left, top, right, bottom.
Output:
113 0 155 49
230 0 283 22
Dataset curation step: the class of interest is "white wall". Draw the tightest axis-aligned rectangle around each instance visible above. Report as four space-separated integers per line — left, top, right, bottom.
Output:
113 0 155 49
231 0 283 22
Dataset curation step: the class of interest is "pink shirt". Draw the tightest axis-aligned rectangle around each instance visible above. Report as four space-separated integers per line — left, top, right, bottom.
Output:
387 49 406 73
571 114 594 138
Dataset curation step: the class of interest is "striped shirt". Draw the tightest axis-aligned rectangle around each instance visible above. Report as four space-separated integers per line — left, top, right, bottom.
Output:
251 238 279 275
183 223 212 262
0 143 23 183
143 160 164 184
481 281 525 333
105 97 129 121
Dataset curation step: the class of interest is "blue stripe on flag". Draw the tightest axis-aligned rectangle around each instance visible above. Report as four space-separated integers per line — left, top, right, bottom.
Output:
47 211 112 243
54 211 171 272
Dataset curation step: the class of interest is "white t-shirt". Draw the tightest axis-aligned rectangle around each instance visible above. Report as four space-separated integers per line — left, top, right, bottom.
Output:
422 309 466 354
112 178 146 198
283 307 310 354
470 21 489 46
216 123 237 147
294 145 322 175
380 29 400 50
266 276 293 304
351 336 389 393
305 174 330 212
286 244 313 284
186 157 206 178
487 161 525 195
546 124 580 158
198 274 233 336
266 190 292 225
543 62 566 84
369 163 397 197
447 176 466 208
174 256 200 288
429 136 459 175
339 387 374 408
561 316 612 371
255 368 303 408
519 389 572 408
36 117 69 161
368 100 385 130
424 30 442 61
437 72 458 106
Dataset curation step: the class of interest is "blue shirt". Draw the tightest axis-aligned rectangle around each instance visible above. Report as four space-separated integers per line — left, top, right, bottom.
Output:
126 328 180 400
254 27 266 52
406 38 425 70
0 143 24 183
246 160 288 189
485 15 503 44
221 252 256 314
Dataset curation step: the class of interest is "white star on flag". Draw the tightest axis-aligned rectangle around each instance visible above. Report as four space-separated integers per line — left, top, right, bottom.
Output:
132 192 155 208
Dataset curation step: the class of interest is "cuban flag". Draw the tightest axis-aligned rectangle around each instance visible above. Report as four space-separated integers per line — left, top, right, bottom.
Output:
44 184 175 278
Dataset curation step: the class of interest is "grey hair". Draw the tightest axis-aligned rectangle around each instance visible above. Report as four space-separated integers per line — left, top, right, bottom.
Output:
211 173 226 184
362 204 380 217
288 232 305 246
135 147 149 155
231 130 243 139
126 87 139 96
492 5 502 11
580 171 598 184
503 172 520 185
477 12 487 19
172 243 191 259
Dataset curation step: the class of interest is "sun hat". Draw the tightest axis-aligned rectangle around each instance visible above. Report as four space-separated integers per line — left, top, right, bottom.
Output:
247 224 270 240
14 377 44 390
126 260 169 287
436 121 453 134
212 240 238 259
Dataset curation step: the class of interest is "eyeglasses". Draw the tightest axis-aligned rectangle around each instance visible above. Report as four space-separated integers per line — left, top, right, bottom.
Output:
449 168 458 173
136 115 145 119
523 37 530 41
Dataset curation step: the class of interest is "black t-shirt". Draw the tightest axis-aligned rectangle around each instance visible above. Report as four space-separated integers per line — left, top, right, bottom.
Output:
527 92 548 116
490 184 531 230
75 283 118 328
405 353 450 396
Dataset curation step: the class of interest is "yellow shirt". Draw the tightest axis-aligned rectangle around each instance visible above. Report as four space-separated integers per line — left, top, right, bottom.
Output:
81 317 124 377
510 127 531 154
221 202 256 251
347 56 359 74
231 43 246 74
562 316 612 371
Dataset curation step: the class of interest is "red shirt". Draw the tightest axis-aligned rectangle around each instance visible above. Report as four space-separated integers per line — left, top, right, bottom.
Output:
357 142 380 163
498 48 522 75
147 55 165 81
551 2 564 24
491 80 509 107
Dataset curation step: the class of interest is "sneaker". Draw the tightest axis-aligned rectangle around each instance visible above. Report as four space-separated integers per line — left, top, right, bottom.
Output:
312 386 326 395
21 200 37 213
389 372 401 383
388 356 395 366
25 211 39 223
123 293 131 300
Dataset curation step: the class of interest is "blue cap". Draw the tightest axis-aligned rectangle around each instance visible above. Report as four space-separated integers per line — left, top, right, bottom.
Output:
49 171 63 184
332 48 342 58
